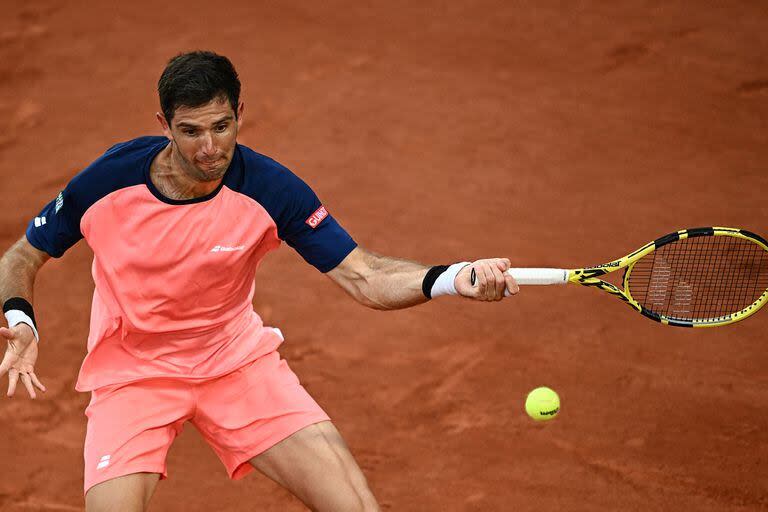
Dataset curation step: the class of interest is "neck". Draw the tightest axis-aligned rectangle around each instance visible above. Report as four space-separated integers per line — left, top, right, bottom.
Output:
152 144 222 200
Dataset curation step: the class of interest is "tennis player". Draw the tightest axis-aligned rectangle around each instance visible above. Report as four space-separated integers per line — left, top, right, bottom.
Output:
0 51 518 512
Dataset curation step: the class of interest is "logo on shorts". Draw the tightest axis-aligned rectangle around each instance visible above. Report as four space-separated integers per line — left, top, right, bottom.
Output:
33 216 47 227
305 206 328 228
97 455 111 470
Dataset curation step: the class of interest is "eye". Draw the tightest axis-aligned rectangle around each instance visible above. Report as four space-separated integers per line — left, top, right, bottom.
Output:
183 129 197 136
215 124 228 132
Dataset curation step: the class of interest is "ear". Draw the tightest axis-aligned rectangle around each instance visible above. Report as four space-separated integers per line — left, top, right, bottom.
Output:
156 112 173 140
236 102 245 127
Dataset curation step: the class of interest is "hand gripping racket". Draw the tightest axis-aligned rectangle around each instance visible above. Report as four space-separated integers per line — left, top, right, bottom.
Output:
502 227 768 327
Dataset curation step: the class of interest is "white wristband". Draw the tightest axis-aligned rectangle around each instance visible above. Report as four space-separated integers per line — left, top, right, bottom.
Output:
430 262 471 298
4 310 40 342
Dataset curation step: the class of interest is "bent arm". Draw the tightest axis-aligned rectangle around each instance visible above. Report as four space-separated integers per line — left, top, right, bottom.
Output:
326 247 431 310
0 236 50 306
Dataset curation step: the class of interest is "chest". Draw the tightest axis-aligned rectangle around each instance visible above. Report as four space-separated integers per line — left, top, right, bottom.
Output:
80 186 280 285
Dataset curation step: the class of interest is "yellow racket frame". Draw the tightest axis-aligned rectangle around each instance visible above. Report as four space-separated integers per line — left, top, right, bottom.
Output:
567 227 768 327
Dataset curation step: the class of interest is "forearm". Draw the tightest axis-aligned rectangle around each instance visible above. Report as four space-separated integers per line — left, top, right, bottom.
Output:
0 237 49 397
329 249 431 310
0 237 47 305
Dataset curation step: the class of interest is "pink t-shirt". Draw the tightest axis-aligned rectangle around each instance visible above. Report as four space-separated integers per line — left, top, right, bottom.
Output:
27 137 356 391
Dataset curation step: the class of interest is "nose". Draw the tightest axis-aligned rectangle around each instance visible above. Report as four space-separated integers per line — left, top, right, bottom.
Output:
200 132 216 156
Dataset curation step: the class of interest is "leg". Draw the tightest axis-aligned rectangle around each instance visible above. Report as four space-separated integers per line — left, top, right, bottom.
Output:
194 352 377 510
85 472 160 512
250 421 380 512
83 380 192 507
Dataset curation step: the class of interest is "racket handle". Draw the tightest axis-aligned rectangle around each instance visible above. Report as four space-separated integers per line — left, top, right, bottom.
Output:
505 268 569 285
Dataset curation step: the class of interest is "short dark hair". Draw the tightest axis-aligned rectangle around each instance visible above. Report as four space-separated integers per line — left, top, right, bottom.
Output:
158 51 241 124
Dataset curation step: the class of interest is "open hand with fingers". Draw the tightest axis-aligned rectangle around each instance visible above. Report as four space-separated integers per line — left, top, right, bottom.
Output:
455 258 520 301
0 324 46 399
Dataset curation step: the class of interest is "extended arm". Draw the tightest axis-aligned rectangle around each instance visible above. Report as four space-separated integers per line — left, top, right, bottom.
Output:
0 235 50 307
0 235 50 398
326 247 518 310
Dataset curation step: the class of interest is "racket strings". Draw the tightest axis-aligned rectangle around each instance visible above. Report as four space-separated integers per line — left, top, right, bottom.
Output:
627 236 768 320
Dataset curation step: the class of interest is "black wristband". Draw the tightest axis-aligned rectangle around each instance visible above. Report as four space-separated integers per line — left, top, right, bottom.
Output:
422 265 450 299
2 297 37 328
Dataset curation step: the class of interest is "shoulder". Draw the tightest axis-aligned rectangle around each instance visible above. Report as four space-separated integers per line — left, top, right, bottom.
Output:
236 144 306 186
66 136 167 211
233 144 316 202
72 136 166 183
102 135 168 159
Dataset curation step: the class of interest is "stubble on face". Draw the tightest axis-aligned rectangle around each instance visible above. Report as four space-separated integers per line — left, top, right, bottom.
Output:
170 142 229 183
169 98 239 183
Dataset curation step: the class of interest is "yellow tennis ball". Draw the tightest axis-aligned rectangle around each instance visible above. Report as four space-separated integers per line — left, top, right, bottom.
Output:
525 387 560 421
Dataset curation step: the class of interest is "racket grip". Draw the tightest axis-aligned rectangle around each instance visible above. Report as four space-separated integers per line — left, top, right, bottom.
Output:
505 268 569 285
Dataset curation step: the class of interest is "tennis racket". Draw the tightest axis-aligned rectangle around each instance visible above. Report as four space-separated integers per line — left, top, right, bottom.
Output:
498 227 768 327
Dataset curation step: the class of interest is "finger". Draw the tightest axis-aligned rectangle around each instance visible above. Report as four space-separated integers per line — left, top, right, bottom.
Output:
0 327 15 341
20 373 36 399
489 265 501 301
490 264 506 300
0 357 11 378
474 265 487 298
481 265 496 301
495 258 511 272
7 369 19 397
505 272 520 295
30 372 46 392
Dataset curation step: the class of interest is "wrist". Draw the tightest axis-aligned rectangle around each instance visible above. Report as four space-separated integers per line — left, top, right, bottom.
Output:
3 297 39 342
422 262 471 299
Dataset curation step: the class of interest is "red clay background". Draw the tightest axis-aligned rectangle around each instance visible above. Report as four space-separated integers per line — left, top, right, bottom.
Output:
1 2 766 510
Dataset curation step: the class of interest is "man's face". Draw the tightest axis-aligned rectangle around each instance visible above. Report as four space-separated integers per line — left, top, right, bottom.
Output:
159 97 244 182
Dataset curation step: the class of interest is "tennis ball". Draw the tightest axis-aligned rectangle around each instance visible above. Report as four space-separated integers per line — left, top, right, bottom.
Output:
525 387 560 421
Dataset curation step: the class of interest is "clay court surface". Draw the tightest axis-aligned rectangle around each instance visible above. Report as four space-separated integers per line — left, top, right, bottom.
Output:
1 1 767 510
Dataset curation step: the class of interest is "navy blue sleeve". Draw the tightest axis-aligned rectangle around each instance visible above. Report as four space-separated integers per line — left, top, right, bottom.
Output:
25 137 163 257
278 175 357 272
236 147 357 272
26 178 86 258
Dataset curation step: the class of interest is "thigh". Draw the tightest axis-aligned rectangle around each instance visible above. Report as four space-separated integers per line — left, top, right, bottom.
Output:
85 472 160 512
250 421 380 512
84 379 193 495
193 352 330 481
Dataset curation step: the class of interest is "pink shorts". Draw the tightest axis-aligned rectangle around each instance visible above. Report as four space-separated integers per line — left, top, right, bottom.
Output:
83 351 329 494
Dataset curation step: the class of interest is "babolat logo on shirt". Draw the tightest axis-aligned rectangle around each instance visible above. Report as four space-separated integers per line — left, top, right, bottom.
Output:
210 245 245 253
305 206 328 228
55 191 64 213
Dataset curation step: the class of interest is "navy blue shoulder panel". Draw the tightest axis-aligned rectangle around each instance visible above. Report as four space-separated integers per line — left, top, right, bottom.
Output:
26 136 167 257
229 145 357 272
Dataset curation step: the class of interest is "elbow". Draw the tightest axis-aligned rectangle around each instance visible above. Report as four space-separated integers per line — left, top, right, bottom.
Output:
329 249 394 310
351 284 391 311
360 298 392 311
346 276 393 311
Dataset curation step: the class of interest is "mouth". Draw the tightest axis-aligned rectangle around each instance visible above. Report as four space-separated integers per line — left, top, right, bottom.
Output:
198 157 224 168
